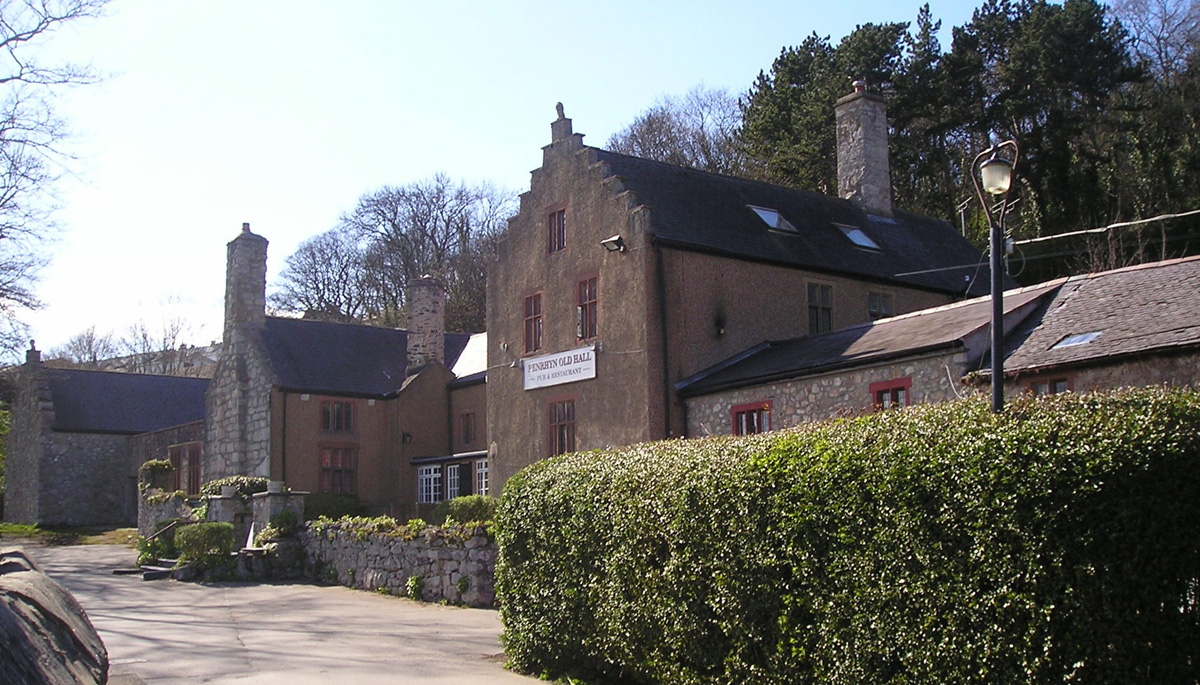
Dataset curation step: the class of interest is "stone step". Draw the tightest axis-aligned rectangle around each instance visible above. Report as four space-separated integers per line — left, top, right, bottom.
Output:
141 565 174 581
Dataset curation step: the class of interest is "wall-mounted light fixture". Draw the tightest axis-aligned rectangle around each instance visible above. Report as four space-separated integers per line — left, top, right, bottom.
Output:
600 234 626 252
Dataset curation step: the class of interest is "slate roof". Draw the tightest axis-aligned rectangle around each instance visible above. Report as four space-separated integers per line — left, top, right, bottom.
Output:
595 149 998 296
995 256 1200 376
677 282 1059 397
259 317 472 397
46 369 209 434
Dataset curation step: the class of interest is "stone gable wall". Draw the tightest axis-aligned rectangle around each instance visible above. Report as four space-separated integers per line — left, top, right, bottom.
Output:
37 432 135 527
299 523 497 608
4 362 47 524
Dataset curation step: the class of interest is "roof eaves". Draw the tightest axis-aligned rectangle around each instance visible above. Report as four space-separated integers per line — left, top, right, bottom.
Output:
975 339 1200 382
675 341 773 393
677 340 964 399
650 237 972 296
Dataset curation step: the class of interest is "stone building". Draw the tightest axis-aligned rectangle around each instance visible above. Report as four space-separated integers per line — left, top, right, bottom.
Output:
679 256 1200 433
204 225 487 517
485 88 996 490
983 255 1200 396
4 350 208 526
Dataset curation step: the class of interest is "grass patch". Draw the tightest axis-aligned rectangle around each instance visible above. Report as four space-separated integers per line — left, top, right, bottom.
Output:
0 523 138 547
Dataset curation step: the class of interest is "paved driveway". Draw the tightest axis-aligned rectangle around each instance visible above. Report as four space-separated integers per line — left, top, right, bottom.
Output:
26 544 535 684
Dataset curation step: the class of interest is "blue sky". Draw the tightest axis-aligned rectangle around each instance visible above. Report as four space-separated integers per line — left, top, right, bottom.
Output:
25 0 985 355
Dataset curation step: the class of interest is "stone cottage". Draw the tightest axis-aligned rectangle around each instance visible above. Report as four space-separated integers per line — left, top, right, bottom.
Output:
679 256 1200 434
5 349 208 526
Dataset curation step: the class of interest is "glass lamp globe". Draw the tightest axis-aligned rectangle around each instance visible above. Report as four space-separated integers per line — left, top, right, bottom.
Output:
980 157 1013 196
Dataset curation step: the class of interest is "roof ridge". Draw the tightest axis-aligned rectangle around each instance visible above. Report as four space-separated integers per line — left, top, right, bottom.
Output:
1073 254 1200 281
41 366 210 381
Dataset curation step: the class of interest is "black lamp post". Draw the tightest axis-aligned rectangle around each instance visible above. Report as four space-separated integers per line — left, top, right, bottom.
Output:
970 140 1019 413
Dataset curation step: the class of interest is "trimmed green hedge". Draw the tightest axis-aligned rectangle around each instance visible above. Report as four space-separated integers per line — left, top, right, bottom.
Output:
495 388 1200 683
175 522 234 569
431 494 499 525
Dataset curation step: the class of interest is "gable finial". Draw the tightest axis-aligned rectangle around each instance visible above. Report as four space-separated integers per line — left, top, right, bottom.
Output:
555 102 565 120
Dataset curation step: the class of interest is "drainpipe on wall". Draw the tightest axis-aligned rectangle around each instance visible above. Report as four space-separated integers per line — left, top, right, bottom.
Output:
653 238 673 439
280 391 287 483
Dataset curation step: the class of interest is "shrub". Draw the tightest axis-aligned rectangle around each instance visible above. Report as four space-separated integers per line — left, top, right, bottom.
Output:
431 494 499 525
254 509 300 546
199 476 270 499
136 518 181 566
137 459 174 491
175 522 234 570
496 388 1200 684
303 492 365 520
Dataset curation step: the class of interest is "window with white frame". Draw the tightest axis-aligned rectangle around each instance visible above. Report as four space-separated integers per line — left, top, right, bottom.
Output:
417 465 442 504
446 464 461 499
475 460 489 496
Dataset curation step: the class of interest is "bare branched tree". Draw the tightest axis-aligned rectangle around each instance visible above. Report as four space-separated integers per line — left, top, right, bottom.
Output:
268 226 374 322
607 85 747 176
46 324 117 367
338 174 514 332
119 316 191 375
0 0 109 355
1111 0 1200 85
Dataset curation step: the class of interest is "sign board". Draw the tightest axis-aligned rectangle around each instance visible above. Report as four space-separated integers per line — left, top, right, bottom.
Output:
523 345 596 390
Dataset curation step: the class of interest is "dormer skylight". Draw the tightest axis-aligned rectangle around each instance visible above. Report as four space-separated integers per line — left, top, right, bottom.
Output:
749 205 797 233
1051 331 1101 349
836 224 881 250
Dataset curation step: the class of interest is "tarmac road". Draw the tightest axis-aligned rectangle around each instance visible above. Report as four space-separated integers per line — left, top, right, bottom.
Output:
26 544 536 684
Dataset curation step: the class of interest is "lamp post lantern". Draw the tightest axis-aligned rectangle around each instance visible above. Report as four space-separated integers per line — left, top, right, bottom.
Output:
971 140 1019 413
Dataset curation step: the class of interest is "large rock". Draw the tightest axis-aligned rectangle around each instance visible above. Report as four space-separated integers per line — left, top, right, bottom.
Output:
0 547 108 684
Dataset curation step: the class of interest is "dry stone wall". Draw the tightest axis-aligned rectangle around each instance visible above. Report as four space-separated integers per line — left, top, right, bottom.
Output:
299 522 497 608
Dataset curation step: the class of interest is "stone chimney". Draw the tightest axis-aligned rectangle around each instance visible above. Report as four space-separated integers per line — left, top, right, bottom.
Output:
835 80 892 217
223 222 268 343
406 276 445 373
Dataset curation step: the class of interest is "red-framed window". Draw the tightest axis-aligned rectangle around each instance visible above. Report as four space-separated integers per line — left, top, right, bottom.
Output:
524 293 543 353
577 275 598 340
322 400 354 433
549 399 576 456
1028 377 1071 396
808 283 833 334
319 446 357 494
869 377 912 410
548 208 566 253
731 400 772 435
458 412 476 448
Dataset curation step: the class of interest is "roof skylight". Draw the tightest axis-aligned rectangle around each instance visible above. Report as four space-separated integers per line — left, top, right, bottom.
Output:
1051 331 1101 349
836 224 881 250
749 205 797 233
